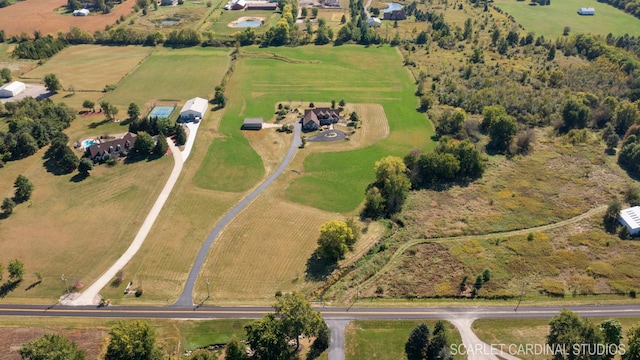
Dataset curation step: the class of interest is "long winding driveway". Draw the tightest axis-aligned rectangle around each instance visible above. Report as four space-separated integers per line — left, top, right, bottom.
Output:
174 123 302 306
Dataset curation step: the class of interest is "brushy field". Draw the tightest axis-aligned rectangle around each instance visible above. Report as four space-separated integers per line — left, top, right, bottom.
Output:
22 45 153 92
0 317 250 359
102 46 230 108
493 0 640 37
345 320 464 360
194 46 434 212
473 318 640 360
124 0 219 33
0 0 136 37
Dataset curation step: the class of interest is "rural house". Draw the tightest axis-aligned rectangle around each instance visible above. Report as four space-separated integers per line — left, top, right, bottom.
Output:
301 108 341 131
620 206 640 236
0 81 25 98
72 8 90 16
180 97 208 122
383 9 407 20
161 0 178 5
86 132 137 162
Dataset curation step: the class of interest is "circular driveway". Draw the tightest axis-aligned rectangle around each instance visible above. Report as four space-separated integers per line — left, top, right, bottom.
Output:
307 129 346 142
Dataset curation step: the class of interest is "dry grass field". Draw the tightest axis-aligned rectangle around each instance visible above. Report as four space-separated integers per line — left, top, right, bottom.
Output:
0 140 172 303
0 0 136 37
21 45 153 91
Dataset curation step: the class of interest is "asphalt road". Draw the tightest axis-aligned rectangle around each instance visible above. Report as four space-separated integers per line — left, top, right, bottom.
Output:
174 123 302 306
1 303 639 320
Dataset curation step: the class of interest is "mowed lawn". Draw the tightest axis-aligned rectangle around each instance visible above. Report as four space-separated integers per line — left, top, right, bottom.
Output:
22 45 153 91
194 45 434 212
493 0 640 37
345 320 464 360
103 46 230 108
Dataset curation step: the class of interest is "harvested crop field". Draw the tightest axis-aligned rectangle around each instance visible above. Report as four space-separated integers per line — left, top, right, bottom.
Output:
0 0 135 37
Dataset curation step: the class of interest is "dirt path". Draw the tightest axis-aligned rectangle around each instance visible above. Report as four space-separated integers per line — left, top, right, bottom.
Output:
359 205 608 291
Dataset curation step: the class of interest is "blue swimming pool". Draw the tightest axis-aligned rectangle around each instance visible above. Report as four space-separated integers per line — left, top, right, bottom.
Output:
82 139 98 148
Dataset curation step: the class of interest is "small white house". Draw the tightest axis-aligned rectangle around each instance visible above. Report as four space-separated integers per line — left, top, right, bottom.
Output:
73 8 90 16
0 81 26 98
578 7 595 15
619 206 640 236
366 17 382 27
180 97 208 122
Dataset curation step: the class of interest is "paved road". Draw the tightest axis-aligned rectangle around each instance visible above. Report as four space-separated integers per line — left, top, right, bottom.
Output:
174 123 302 306
1 303 639 320
68 138 185 306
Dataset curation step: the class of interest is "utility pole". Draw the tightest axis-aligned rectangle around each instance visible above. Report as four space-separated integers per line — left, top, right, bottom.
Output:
206 278 210 300
61 274 69 295
515 282 525 312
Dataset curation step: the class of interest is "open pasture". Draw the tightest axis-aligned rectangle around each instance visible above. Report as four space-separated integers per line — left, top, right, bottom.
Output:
493 0 640 37
0 0 136 37
102 46 229 108
194 45 433 212
206 9 280 35
124 0 217 33
22 45 153 91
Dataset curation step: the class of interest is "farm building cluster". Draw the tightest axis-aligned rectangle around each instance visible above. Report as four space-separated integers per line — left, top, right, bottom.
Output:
0 81 25 98
224 0 278 10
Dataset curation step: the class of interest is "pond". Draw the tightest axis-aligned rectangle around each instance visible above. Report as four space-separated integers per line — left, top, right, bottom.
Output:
161 19 179 25
381 2 403 12
233 19 263 28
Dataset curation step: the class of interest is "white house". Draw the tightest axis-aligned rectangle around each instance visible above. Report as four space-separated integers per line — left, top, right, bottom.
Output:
578 7 595 15
180 97 208 121
73 8 90 16
0 81 26 98
619 206 640 236
366 17 382 27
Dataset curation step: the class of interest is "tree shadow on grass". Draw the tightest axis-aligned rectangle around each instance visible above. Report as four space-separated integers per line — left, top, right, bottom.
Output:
305 251 338 281
70 172 89 183
25 280 42 291
0 280 21 298
88 119 111 129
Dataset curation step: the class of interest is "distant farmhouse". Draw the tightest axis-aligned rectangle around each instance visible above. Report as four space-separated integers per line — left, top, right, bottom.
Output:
180 97 208 122
161 0 178 5
383 9 406 20
86 132 136 162
0 81 26 98
301 108 341 131
620 206 640 236
225 0 247 10
324 0 340 7
246 1 277 10
578 7 595 15
72 8 90 16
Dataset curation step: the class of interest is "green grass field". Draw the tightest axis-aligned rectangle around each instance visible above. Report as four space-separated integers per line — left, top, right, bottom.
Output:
194 45 434 211
473 317 640 360
22 45 153 91
206 10 280 35
345 320 463 360
103 46 230 108
493 0 640 37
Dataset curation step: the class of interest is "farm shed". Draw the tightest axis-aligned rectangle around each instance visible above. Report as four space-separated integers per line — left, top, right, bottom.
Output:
620 206 640 236
0 81 25 98
246 2 278 10
242 118 263 130
180 97 208 122
161 0 178 5
578 7 595 15
73 8 90 16
366 17 382 27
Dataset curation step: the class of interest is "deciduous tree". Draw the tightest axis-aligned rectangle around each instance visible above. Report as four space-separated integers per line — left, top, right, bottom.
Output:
273 291 324 350
19 333 86 360
8 259 25 281
105 320 161 360
224 337 247 360
133 132 154 156
1 197 15 215
43 73 62 93
14 174 34 203
374 156 411 215
317 220 353 261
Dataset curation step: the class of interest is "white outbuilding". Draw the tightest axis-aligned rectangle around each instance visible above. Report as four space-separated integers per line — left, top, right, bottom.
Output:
0 81 26 98
73 8 90 16
578 7 595 15
180 97 208 122
366 17 382 27
619 206 640 236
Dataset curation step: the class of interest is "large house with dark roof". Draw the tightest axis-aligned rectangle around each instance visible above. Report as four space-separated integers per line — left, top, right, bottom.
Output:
86 132 137 162
301 108 342 131
383 9 407 20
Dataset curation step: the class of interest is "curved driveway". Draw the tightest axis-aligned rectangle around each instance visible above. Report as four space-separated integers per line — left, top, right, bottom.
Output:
174 123 302 306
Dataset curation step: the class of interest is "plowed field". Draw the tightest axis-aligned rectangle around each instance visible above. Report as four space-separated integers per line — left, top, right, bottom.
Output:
0 0 135 37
